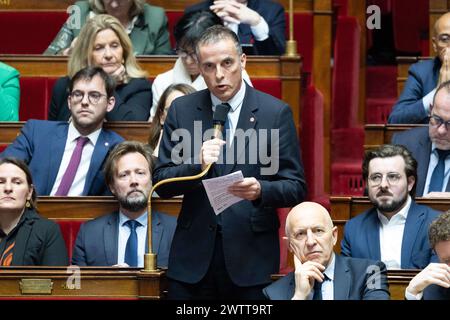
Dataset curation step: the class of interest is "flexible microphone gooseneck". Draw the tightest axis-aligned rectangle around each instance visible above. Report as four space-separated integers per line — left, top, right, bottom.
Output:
143 104 230 272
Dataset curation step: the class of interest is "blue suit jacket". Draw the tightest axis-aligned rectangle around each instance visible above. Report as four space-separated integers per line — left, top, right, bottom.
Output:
341 201 440 269
424 284 450 300
185 0 286 55
71 211 176 268
263 255 390 300
388 57 440 124
153 84 306 286
391 126 450 196
0 120 124 196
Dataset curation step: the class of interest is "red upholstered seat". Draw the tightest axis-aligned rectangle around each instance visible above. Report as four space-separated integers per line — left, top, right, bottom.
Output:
0 11 68 54
252 79 281 99
19 77 57 121
56 220 84 263
165 11 183 50
0 145 7 153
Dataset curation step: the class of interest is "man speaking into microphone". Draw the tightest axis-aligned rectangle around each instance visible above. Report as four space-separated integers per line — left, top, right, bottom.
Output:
153 25 306 300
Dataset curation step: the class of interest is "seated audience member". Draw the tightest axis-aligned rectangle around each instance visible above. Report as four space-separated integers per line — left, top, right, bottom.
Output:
150 9 252 120
392 80 450 196
72 141 176 268
263 202 390 300
406 210 450 300
49 14 152 121
341 144 440 269
389 12 450 124
0 158 68 266
44 0 171 56
1 67 124 196
185 0 286 55
0 62 19 121
148 83 196 156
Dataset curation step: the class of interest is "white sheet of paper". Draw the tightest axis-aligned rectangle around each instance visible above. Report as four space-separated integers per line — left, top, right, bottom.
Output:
202 170 244 215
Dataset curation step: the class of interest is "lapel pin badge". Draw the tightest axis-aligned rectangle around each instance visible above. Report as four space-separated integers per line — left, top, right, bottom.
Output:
250 117 255 122
105 142 109 147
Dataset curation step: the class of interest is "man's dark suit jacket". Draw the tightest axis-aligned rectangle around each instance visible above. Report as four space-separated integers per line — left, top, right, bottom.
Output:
0 209 68 266
388 57 440 124
71 211 176 268
48 76 152 121
341 201 440 269
263 255 390 300
185 0 286 55
391 126 450 196
424 284 450 300
0 120 124 196
153 83 307 287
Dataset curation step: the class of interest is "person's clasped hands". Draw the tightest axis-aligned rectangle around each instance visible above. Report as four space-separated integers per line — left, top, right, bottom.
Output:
210 0 262 27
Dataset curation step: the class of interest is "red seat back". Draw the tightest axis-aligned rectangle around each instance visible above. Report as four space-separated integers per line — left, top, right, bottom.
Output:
19 77 57 121
56 220 84 263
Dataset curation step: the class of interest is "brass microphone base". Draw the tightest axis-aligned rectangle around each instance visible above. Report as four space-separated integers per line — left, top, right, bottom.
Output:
285 40 298 57
142 253 158 272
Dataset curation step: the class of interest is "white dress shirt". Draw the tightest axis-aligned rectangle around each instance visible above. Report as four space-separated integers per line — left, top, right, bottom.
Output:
50 123 101 196
377 195 412 269
306 253 335 300
117 211 148 268
423 143 450 194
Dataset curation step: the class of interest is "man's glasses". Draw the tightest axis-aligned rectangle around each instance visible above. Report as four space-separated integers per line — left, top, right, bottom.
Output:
70 90 107 105
368 173 403 187
429 114 450 131
176 48 196 60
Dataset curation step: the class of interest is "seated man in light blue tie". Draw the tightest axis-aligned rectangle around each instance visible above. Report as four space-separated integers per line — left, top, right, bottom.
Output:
392 80 450 197
0 66 124 196
263 202 390 300
71 141 176 268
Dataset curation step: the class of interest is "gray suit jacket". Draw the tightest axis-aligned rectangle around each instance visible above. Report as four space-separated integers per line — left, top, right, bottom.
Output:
263 255 390 300
71 211 176 268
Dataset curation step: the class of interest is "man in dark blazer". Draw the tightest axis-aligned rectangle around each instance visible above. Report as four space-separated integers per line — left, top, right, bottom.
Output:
263 202 390 300
153 25 306 299
392 80 450 196
406 210 450 300
185 0 286 55
388 12 450 124
341 145 440 269
72 141 176 268
1 67 124 196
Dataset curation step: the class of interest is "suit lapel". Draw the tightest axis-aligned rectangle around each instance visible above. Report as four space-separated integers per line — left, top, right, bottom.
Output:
83 130 109 195
333 255 351 300
104 213 119 265
10 221 33 266
366 210 382 261
286 273 296 300
223 84 258 175
147 212 162 255
129 18 147 55
47 124 68 194
416 130 432 195
401 202 424 268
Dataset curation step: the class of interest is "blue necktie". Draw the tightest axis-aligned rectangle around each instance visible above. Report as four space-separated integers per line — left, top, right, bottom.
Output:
124 220 140 267
428 149 450 192
312 279 323 300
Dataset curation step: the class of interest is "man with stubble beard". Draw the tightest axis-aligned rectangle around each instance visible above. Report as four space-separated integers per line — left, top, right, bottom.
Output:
340 144 441 270
72 141 176 268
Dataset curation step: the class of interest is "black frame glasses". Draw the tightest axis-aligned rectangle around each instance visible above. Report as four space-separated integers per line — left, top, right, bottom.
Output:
429 114 450 131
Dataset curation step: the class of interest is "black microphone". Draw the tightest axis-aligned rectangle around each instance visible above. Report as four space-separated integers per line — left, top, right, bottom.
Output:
212 103 230 139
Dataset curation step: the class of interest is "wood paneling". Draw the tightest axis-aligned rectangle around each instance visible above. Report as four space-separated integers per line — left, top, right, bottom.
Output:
364 124 427 150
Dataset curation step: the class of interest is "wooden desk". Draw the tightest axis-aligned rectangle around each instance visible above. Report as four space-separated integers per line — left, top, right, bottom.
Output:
364 124 426 150
0 267 166 299
35 196 182 220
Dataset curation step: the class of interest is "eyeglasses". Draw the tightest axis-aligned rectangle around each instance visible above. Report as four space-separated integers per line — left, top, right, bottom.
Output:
176 48 196 60
437 33 450 47
70 90 107 105
429 114 450 131
368 173 403 186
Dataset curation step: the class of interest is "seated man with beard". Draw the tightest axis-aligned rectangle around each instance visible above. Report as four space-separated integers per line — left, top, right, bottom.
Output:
72 141 176 268
341 144 441 270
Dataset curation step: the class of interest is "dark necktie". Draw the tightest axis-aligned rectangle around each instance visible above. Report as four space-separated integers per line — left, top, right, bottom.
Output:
124 220 141 267
428 149 450 192
312 274 329 300
55 136 89 196
220 103 231 164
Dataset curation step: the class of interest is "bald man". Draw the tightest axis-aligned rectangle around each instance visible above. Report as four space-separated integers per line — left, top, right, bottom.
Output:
389 12 450 124
263 202 390 300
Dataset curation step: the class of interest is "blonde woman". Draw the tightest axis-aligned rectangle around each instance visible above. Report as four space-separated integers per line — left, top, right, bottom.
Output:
48 14 152 121
45 0 171 55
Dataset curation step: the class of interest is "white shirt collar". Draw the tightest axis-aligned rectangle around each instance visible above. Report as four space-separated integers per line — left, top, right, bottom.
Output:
118 210 148 227
211 79 246 112
323 253 335 281
67 122 101 146
377 195 411 224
